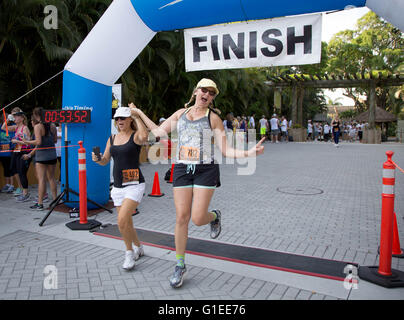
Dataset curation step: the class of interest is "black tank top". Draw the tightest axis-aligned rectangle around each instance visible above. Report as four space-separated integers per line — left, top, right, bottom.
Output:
110 132 145 188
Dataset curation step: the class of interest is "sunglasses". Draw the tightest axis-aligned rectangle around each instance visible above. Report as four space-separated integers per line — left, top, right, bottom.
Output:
115 116 129 121
199 87 216 96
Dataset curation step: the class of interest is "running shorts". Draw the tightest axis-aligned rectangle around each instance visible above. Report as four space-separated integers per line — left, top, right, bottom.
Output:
173 163 221 189
110 182 145 206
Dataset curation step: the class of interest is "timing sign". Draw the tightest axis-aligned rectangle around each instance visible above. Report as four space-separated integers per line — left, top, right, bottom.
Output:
184 13 322 72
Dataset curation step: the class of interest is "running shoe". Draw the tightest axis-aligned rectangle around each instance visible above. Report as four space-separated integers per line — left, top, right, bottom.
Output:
13 188 22 196
133 245 144 261
169 265 187 288
1 184 10 193
210 209 222 239
6 184 14 193
16 193 30 202
33 193 49 203
122 250 136 271
30 203 44 211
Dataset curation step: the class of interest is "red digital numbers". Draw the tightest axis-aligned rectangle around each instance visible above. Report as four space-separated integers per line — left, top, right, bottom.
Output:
42 110 91 123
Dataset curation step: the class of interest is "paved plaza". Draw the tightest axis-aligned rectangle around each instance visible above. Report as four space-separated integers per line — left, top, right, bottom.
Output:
0 141 403 301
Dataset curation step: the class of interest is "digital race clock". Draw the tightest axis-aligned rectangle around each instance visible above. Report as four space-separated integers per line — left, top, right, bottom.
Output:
42 109 91 123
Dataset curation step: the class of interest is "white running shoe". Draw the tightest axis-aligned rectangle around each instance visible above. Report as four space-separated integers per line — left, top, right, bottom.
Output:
122 250 136 271
133 245 144 261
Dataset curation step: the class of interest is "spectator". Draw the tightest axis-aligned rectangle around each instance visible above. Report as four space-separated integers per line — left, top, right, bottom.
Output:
259 115 268 141
307 120 313 141
270 114 280 143
0 113 15 193
323 122 331 142
349 124 357 142
4 107 32 202
280 116 288 142
239 116 247 132
22 107 57 210
248 114 255 129
356 122 363 142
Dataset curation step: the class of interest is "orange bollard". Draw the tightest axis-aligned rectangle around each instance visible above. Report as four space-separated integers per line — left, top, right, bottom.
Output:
148 172 164 197
167 163 174 184
392 212 404 258
358 151 404 288
78 141 88 224
378 151 395 276
66 141 101 230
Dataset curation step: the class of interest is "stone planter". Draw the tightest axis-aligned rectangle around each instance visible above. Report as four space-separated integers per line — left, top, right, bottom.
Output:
289 128 307 142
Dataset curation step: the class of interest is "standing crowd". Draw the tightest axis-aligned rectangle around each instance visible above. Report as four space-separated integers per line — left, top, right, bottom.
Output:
224 113 291 144
0 107 60 210
306 118 367 146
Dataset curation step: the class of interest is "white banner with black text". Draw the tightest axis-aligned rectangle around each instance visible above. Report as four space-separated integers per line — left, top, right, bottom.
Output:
184 13 322 72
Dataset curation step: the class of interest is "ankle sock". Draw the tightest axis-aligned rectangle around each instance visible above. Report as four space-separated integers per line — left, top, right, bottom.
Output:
210 211 217 221
176 254 185 267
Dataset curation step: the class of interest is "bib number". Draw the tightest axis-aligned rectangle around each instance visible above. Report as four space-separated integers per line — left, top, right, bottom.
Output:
179 146 200 162
122 169 139 185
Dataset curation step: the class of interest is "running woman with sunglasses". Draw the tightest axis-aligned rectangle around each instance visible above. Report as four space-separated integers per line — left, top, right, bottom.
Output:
92 105 148 271
131 78 265 288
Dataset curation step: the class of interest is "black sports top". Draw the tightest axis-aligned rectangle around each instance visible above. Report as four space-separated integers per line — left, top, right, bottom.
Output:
332 120 340 132
109 132 145 188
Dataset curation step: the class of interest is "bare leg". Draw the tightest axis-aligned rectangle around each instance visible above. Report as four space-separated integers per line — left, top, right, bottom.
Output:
173 187 193 256
45 164 57 200
117 199 141 251
35 163 47 205
190 188 216 227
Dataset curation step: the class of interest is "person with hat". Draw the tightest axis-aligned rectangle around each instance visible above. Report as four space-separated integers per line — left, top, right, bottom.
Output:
2 107 32 202
130 78 265 288
92 104 148 271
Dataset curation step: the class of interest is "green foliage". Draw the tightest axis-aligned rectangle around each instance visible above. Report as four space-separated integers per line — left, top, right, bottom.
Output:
339 109 358 119
326 11 404 113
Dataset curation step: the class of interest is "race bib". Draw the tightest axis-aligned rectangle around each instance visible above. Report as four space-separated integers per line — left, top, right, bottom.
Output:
179 146 200 162
122 169 139 185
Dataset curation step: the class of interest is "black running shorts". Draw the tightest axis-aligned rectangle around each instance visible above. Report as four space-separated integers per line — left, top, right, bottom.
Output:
172 163 221 188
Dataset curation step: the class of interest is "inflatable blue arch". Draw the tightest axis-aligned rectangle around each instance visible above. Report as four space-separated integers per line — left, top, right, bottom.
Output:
62 0 403 208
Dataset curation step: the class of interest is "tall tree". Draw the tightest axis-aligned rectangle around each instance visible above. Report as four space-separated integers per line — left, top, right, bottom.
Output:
327 11 404 113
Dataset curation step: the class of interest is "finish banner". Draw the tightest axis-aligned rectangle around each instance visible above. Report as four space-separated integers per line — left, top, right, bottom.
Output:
184 13 322 72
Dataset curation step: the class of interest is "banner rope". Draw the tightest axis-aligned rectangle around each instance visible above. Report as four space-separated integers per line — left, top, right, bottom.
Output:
0 70 64 113
392 161 404 174
0 144 79 154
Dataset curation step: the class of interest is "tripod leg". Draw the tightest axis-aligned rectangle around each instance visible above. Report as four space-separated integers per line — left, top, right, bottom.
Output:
39 189 66 226
68 188 113 213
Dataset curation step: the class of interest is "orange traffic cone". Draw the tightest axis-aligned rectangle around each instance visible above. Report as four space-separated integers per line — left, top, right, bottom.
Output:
392 212 404 258
148 172 164 197
167 164 174 184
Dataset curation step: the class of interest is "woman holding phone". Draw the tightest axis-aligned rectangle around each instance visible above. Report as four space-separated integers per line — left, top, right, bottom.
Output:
92 104 148 271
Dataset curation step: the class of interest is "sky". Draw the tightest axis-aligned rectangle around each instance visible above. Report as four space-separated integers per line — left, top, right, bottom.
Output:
321 7 370 105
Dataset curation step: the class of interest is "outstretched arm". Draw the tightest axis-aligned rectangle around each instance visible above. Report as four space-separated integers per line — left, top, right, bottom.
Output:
129 103 185 139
